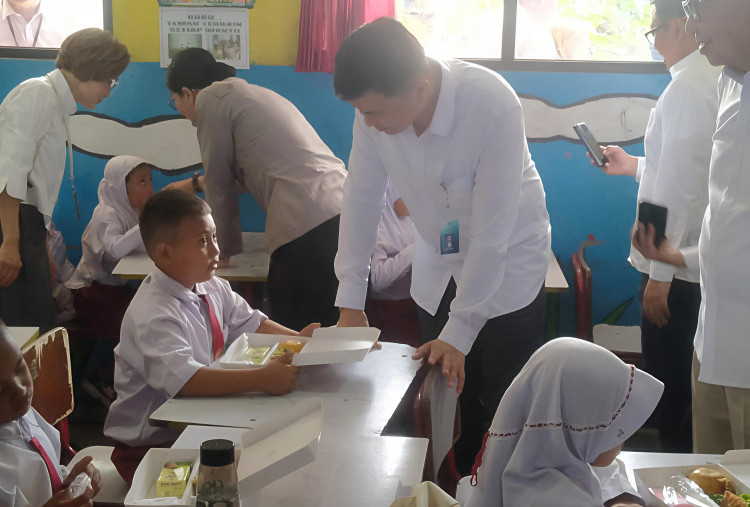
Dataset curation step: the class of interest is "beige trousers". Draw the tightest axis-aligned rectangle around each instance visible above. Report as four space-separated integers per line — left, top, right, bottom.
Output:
692 352 750 453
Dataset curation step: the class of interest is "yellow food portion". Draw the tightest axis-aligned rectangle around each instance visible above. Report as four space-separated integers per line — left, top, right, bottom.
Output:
156 461 193 498
689 467 735 495
238 345 272 364
279 339 305 354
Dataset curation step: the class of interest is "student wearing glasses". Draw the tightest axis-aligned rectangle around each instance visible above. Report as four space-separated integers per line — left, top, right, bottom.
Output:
589 0 719 453
0 28 129 331
633 0 750 453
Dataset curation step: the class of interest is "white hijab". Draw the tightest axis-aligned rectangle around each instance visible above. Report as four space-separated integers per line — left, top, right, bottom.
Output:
67 156 148 288
464 337 663 507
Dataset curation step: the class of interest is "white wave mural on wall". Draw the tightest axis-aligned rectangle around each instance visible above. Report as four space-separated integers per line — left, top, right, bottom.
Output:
68 93 657 171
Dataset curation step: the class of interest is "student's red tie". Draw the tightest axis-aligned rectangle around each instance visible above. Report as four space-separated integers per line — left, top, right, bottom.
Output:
198 294 225 360
29 437 64 493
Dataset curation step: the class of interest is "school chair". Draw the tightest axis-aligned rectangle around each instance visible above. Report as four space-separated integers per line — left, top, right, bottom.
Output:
412 363 462 497
23 327 129 506
571 235 642 365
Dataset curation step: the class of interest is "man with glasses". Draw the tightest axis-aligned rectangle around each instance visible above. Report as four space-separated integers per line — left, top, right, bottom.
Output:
592 0 719 453
634 0 750 453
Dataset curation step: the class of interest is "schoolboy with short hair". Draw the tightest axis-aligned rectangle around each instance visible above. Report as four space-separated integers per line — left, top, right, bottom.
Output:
104 190 316 483
0 319 102 506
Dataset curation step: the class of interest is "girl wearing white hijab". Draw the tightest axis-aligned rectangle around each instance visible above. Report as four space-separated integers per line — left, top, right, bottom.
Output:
66 156 153 402
464 337 663 507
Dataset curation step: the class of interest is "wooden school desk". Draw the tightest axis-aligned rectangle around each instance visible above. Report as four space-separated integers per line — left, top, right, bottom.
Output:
545 253 569 293
113 232 269 282
173 426 429 506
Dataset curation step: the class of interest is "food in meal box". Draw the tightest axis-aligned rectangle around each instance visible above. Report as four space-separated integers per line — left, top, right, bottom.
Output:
238 345 272 364
156 461 193 497
689 468 736 495
718 491 750 507
280 339 305 353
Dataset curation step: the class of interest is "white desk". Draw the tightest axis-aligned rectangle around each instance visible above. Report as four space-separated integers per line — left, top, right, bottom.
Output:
151 343 421 437
113 232 269 282
174 426 428 506
546 253 569 293
9 326 40 350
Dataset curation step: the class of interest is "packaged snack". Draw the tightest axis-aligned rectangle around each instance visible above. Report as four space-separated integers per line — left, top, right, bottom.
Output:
156 461 193 498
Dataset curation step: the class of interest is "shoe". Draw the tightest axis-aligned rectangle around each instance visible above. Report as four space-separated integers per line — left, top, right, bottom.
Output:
80 378 116 408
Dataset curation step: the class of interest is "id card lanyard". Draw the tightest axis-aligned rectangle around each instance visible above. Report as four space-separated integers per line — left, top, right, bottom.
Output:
50 74 81 220
7 14 42 48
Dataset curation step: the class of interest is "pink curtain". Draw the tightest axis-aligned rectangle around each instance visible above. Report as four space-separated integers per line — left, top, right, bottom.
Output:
296 0 395 73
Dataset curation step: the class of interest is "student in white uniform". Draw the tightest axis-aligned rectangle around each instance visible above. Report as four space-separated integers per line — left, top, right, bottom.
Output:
104 190 318 484
0 28 129 332
463 338 663 507
633 0 750 453
365 182 421 347
0 319 102 506
591 0 719 452
67 156 154 403
333 17 551 473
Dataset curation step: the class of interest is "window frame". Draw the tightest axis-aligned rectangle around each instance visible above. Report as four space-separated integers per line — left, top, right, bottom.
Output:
0 0 113 60
407 0 668 74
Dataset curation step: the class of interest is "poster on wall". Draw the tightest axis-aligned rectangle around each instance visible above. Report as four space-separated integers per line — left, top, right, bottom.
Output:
159 7 249 69
158 1 255 7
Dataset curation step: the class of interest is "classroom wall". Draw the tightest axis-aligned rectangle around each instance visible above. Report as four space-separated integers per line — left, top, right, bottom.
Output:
0 1 672 336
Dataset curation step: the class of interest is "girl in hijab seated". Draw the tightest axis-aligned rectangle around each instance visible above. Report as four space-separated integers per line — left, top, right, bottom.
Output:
464 337 663 507
66 156 154 404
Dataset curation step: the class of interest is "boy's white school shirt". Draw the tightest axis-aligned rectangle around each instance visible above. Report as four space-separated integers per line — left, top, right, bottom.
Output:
0 408 66 506
103 268 267 447
0 68 76 222
335 59 550 355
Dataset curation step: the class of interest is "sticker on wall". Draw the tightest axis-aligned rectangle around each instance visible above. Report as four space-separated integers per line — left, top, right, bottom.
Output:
159 7 249 68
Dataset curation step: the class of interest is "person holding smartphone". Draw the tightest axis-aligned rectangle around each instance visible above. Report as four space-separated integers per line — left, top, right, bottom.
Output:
589 0 719 452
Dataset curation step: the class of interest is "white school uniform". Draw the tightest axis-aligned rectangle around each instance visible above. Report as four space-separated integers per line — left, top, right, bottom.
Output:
103 269 267 446
464 338 663 507
628 51 720 283
0 408 66 507
0 68 75 222
0 1 65 48
67 156 149 289
335 58 551 355
370 184 415 301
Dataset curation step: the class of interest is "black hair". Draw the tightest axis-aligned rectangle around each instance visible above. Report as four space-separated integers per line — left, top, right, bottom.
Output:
652 0 687 23
166 47 237 93
333 17 428 101
139 190 211 257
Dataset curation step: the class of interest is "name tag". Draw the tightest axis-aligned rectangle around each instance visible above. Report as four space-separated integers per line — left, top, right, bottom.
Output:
440 220 460 255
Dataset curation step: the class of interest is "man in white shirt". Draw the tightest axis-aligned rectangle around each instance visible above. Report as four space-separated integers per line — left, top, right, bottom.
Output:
0 0 64 48
633 0 750 453
593 0 719 452
333 17 551 473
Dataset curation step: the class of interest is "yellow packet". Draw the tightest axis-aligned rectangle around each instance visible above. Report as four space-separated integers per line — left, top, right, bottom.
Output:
156 461 193 498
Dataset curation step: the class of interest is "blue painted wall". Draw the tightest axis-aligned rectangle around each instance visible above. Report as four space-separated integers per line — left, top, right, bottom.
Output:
0 59 671 336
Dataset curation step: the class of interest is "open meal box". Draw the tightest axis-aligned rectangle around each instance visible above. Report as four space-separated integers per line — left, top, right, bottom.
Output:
217 327 381 368
634 450 750 506
125 397 323 506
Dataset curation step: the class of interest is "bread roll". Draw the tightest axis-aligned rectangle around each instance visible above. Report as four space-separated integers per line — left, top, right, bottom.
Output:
688 467 735 495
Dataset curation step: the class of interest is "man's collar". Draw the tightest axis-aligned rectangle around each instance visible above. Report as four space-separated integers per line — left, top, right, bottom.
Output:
723 65 749 85
2 1 43 22
424 59 455 137
669 50 703 78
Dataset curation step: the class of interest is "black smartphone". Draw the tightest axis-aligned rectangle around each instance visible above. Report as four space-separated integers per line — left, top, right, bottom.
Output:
573 122 608 167
638 201 668 247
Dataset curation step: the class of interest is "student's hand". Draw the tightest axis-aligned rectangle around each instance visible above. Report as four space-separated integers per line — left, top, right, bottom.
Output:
162 178 193 194
337 308 368 327
631 223 685 267
0 240 22 287
63 456 101 497
596 146 638 178
412 339 465 394
643 279 671 328
42 485 95 507
298 323 320 337
260 357 299 395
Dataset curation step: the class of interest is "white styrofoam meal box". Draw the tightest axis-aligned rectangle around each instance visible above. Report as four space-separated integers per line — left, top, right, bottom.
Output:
291 326 380 366
124 397 323 506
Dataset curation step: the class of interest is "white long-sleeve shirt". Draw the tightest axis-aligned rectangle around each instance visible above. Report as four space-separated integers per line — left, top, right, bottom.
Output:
629 51 720 283
104 269 267 446
0 68 75 222
0 1 64 48
335 59 551 355
693 67 750 388
0 408 67 507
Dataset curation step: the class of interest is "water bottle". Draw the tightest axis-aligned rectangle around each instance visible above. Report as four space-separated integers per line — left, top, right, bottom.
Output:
195 439 240 507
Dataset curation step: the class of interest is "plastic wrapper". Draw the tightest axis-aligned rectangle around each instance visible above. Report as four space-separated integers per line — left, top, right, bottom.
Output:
69 473 92 498
648 475 718 506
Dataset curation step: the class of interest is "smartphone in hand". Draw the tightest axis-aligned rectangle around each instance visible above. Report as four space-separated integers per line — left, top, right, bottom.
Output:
573 122 608 167
638 201 668 247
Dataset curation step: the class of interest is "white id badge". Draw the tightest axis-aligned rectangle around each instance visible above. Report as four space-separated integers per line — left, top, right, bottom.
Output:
440 220 460 254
